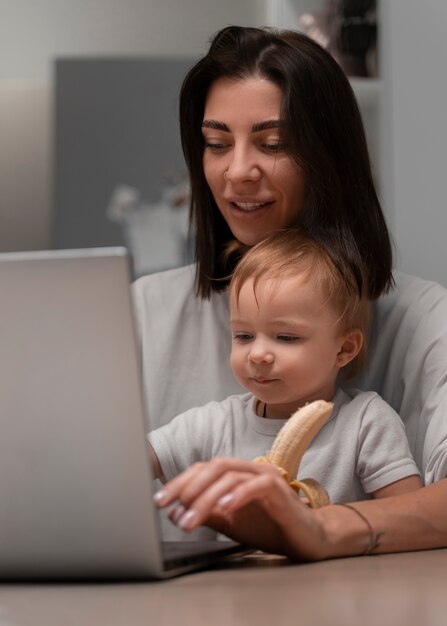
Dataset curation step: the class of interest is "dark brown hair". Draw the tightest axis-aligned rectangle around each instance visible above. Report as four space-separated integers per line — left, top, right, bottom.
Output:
179 25 393 300
230 230 370 378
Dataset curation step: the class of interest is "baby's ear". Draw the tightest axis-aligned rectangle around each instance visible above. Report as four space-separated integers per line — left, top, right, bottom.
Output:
336 329 364 368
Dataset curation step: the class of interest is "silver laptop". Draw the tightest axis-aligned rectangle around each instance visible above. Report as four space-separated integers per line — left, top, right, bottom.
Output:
0 247 248 580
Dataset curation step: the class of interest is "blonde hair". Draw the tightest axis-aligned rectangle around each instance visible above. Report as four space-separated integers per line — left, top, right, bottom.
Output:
229 230 370 378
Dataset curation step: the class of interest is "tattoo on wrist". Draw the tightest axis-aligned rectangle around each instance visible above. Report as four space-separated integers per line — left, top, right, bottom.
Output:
338 503 384 555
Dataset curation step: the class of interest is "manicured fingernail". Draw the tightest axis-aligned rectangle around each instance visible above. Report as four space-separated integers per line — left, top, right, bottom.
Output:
177 509 197 530
170 505 186 524
153 489 168 506
217 493 235 509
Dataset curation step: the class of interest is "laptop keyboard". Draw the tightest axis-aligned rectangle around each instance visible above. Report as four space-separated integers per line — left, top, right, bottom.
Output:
162 540 243 569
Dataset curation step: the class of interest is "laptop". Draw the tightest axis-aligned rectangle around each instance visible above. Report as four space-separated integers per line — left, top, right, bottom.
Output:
0 247 249 580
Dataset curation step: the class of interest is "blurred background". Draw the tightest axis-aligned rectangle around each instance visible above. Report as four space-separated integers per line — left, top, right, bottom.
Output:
1 0 446 284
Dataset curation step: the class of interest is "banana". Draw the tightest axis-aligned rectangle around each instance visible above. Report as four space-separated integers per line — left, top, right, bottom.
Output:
263 400 333 478
255 400 333 508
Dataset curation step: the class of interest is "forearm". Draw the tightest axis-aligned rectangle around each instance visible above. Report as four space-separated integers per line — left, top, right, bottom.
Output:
153 457 447 562
315 479 447 559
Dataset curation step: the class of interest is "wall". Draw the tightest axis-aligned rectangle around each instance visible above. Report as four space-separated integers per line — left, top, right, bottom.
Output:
0 0 265 251
2 1 447 287
384 0 447 286
0 81 51 250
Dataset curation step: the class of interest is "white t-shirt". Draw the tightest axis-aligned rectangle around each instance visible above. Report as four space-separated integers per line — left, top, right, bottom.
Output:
149 388 420 504
133 266 447 483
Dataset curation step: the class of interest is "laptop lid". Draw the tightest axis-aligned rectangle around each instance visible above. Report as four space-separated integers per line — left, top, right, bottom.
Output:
0 248 245 580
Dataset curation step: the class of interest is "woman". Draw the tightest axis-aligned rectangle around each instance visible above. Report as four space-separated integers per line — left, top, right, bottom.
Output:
133 26 447 556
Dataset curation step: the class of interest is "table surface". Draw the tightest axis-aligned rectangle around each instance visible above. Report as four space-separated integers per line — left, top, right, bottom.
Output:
0 548 446 626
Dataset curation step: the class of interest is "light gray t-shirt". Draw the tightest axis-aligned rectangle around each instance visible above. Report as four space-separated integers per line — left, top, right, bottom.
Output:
149 388 419 504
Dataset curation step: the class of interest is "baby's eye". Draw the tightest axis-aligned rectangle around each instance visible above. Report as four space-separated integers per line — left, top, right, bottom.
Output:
277 334 300 343
232 332 253 343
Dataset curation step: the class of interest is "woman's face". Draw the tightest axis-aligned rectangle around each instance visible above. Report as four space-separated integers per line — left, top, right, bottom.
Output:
202 76 306 246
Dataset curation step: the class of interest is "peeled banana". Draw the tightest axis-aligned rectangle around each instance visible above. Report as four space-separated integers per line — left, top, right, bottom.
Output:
255 399 333 508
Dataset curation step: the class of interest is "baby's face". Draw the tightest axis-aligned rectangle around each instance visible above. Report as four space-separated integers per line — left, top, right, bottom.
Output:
229 275 347 418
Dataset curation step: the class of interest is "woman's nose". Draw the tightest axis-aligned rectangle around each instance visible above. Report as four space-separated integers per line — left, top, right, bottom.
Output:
225 147 262 184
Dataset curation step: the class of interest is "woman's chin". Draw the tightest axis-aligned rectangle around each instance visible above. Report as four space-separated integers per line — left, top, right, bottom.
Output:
231 228 278 248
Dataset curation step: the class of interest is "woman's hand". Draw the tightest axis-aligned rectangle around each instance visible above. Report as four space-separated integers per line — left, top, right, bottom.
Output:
153 459 447 559
153 457 331 560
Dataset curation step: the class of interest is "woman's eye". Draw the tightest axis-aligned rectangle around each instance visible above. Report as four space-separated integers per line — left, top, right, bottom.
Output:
204 142 228 151
263 143 284 153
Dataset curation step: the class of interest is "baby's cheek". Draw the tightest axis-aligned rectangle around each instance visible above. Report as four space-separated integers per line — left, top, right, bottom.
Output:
230 349 242 373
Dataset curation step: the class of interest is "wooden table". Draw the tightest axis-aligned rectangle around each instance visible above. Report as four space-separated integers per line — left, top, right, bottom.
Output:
0 549 446 626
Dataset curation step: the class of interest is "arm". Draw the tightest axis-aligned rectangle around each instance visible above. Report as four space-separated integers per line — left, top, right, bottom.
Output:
326 479 447 556
153 458 447 560
373 474 422 498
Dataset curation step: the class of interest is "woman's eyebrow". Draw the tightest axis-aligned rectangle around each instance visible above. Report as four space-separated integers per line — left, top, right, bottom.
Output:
202 119 229 131
202 119 283 132
251 120 283 132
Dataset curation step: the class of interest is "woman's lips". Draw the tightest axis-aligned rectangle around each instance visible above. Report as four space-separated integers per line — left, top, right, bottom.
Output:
228 199 274 212
232 201 269 211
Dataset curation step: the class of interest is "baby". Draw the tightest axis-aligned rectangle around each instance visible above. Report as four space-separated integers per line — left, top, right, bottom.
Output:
149 230 421 505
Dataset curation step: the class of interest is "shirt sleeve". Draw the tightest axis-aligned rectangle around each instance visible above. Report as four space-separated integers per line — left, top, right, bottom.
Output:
148 398 236 482
354 274 447 484
149 408 207 482
356 394 421 494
